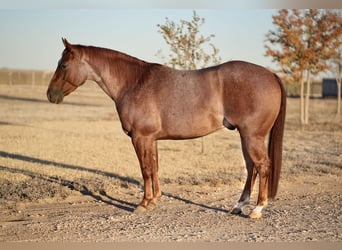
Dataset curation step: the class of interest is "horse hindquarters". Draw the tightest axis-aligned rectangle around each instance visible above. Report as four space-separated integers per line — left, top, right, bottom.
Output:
232 74 286 218
252 76 286 218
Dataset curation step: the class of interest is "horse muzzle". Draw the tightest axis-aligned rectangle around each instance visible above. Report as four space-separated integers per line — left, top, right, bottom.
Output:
47 89 64 104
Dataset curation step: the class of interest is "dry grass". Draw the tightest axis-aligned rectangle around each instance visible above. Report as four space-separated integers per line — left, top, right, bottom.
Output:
0 83 341 203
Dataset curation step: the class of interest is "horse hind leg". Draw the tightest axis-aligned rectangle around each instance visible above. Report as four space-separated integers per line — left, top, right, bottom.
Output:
231 137 258 215
248 137 270 219
233 136 269 219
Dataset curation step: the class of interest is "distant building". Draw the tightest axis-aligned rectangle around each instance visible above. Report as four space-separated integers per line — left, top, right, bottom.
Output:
322 78 341 98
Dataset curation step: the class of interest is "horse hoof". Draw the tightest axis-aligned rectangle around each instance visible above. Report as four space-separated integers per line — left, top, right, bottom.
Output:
134 205 147 214
249 211 262 219
146 202 157 211
231 207 242 215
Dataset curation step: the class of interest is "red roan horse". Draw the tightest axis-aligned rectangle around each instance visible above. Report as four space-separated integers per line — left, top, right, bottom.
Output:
47 38 286 218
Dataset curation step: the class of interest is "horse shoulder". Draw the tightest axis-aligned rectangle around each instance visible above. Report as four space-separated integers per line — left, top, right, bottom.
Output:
115 83 163 138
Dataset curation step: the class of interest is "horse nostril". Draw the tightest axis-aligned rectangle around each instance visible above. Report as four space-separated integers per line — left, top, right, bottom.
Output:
47 90 63 104
47 90 55 103
47 91 52 102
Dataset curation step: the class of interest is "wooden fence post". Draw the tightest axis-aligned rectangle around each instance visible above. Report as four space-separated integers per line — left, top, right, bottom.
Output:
31 71 35 88
8 71 12 86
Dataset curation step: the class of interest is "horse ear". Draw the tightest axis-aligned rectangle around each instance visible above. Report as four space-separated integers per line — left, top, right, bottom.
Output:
61 38 80 57
62 38 73 51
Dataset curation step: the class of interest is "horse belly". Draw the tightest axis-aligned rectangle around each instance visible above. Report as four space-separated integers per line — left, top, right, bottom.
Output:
155 69 224 139
159 102 223 139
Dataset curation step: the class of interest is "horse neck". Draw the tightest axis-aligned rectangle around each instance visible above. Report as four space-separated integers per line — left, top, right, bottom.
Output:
83 46 149 102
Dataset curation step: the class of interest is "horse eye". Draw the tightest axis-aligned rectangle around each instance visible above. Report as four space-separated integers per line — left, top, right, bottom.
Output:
60 63 68 70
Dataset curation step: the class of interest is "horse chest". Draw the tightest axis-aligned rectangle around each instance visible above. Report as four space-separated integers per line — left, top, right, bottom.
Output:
116 95 161 137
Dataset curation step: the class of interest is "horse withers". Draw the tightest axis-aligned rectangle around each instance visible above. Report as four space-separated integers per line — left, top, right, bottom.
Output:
47 38 286 218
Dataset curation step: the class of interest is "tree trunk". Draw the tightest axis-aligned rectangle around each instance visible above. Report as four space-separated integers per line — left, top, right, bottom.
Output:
337 78 341 115
300 74 305 125
304 70 311 125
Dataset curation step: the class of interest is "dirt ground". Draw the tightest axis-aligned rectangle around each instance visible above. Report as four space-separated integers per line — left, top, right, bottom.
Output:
0 83 341 242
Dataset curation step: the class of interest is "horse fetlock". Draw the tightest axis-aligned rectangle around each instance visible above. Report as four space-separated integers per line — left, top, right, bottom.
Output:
134 205 147 214
134 198 158 214
146 201 157 211
249 210 262 219
231 207 242 215
249 205 264 219
231 200 249 215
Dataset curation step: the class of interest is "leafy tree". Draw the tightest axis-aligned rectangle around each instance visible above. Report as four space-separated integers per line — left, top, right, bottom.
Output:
156 10 221 70
265 9 342 125
330 42 342 116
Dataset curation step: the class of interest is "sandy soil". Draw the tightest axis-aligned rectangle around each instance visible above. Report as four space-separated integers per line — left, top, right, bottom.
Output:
0 84 341 242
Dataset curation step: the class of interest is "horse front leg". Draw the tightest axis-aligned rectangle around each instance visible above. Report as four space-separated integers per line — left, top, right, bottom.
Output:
132 136 161 213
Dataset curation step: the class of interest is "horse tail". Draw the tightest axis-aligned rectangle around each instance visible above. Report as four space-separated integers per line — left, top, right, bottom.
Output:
268 74 286 199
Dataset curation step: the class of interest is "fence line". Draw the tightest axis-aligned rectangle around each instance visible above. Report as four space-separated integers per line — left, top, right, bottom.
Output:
0 69 54 87
0 69 333 98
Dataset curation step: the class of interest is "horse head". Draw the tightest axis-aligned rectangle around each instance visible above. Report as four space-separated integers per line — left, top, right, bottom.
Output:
47 38 88 104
